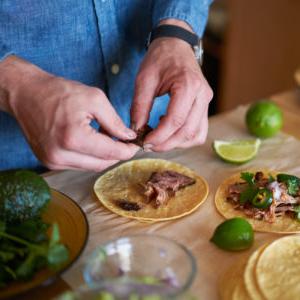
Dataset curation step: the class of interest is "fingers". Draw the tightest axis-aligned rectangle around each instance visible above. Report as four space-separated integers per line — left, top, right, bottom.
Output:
179 104 209 149
58 124 140 161
44 148 119 172
130 71 159 130
152 96 209 152
143 81 196 147
90 89 137 140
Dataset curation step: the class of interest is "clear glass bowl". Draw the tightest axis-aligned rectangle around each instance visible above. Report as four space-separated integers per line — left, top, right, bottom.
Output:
83 235 197 298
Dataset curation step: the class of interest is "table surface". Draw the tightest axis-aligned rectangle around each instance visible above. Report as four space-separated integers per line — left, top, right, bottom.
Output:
10 88 300 300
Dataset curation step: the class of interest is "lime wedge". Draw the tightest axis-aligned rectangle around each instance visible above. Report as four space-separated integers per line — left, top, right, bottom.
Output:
213 139 261 164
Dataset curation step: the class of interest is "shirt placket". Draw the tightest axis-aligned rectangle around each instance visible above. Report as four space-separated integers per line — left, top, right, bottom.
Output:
92 0 122 99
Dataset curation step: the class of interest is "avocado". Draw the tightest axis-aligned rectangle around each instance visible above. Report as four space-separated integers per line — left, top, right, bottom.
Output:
0 170 51 223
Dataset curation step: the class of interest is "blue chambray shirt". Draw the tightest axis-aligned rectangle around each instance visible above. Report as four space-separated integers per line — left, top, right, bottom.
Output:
0 0 211 170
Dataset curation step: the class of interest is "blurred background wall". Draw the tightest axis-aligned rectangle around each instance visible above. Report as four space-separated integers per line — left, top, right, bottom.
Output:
202 0 300 114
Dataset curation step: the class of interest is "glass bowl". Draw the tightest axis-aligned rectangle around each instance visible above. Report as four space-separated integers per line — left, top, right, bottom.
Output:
83 235 196 298
56 283 197 300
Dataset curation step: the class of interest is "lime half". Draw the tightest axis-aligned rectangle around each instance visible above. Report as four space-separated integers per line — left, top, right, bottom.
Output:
213 139 261 164
210 218 254 251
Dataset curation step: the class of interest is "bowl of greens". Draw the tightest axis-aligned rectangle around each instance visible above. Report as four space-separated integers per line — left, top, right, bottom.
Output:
83 235 196 298
0 170 88 298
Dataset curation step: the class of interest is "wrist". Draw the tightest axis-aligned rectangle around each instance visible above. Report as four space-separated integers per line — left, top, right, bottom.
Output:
149 36 192 54
149 21 203 66
0 56 52 115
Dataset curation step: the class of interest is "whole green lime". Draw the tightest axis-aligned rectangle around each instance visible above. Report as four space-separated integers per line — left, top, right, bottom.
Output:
246 100 283 138
210 218 254 251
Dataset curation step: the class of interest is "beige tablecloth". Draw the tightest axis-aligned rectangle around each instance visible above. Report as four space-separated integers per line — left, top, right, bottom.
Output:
45 106 300 299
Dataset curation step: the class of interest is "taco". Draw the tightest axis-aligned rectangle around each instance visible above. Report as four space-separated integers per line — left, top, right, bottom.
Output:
215 170 300 233
94 159 209 222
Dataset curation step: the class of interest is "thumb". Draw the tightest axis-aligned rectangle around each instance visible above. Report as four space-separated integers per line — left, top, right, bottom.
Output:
130 72 159 130
91 91 137 141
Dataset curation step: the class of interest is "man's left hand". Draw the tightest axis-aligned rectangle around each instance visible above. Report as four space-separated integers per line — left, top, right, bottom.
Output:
131 22 213 152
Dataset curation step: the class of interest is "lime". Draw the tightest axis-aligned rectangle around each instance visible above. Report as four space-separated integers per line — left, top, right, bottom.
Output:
210 218 254 251
213 139 261 164
246 100 283 138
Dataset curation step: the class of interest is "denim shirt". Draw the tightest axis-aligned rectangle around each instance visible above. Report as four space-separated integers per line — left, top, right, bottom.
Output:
0 0 211 170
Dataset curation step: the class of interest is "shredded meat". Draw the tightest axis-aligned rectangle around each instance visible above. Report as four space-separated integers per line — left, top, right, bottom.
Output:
115 199 142 211
227 171 299 223
251 170 269 187
125 125 152 147
228 183 248 195
144 170 195 207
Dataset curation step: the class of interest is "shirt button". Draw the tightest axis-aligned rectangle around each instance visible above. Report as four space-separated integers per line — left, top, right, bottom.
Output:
111 64 120 75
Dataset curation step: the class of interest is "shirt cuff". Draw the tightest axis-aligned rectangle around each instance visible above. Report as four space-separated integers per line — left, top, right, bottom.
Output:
0 44 14 62
152 0 213 37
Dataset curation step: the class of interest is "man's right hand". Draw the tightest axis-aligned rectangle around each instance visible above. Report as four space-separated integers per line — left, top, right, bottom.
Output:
0 56 139 171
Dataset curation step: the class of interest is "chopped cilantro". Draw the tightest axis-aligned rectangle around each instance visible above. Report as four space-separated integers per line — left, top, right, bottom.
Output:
294 206 300 221
268 174 275 183
239 172 257 204
240 172 255 186
277 174 300 196
287 182 299 196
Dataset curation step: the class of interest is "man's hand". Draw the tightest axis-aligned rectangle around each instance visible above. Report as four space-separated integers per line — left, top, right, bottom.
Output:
131 20 213 152
0 56 139 171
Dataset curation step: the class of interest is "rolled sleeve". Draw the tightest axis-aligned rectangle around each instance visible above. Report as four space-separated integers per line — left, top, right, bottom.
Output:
152 0 213 37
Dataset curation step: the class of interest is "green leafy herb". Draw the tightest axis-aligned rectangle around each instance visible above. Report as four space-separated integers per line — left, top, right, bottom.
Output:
288 183 299 196
7 218 49 243
239 172 257 204
0 220 69 286
294 206 300 221
0 250 15 262
268 174 275 183
4 266 16 280
240 172 255 186
0 170 68 287
49 223 60 247
277 174 300 196
15 252 38 279
47 244 69 269
0 221 5 233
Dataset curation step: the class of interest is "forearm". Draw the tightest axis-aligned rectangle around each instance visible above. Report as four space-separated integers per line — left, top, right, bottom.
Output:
0 56 14 113
0 56 51 114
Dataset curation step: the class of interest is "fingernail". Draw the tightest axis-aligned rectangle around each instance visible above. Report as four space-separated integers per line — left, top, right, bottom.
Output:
143 144 153 152
126 130 137 139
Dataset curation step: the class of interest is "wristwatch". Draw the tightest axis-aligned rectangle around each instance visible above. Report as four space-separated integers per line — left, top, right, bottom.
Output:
146 24 203 65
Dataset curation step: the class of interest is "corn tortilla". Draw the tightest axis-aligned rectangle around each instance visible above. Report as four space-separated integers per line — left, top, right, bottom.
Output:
255 235 300 300
215 171 300 233
243 245 267 300
94 159 209 222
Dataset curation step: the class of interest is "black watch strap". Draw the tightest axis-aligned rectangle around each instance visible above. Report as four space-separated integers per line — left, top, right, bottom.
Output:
146 24 200 49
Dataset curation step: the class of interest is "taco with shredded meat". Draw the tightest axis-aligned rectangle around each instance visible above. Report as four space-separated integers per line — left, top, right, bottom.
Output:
215 170 300 233
94 159 209 222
